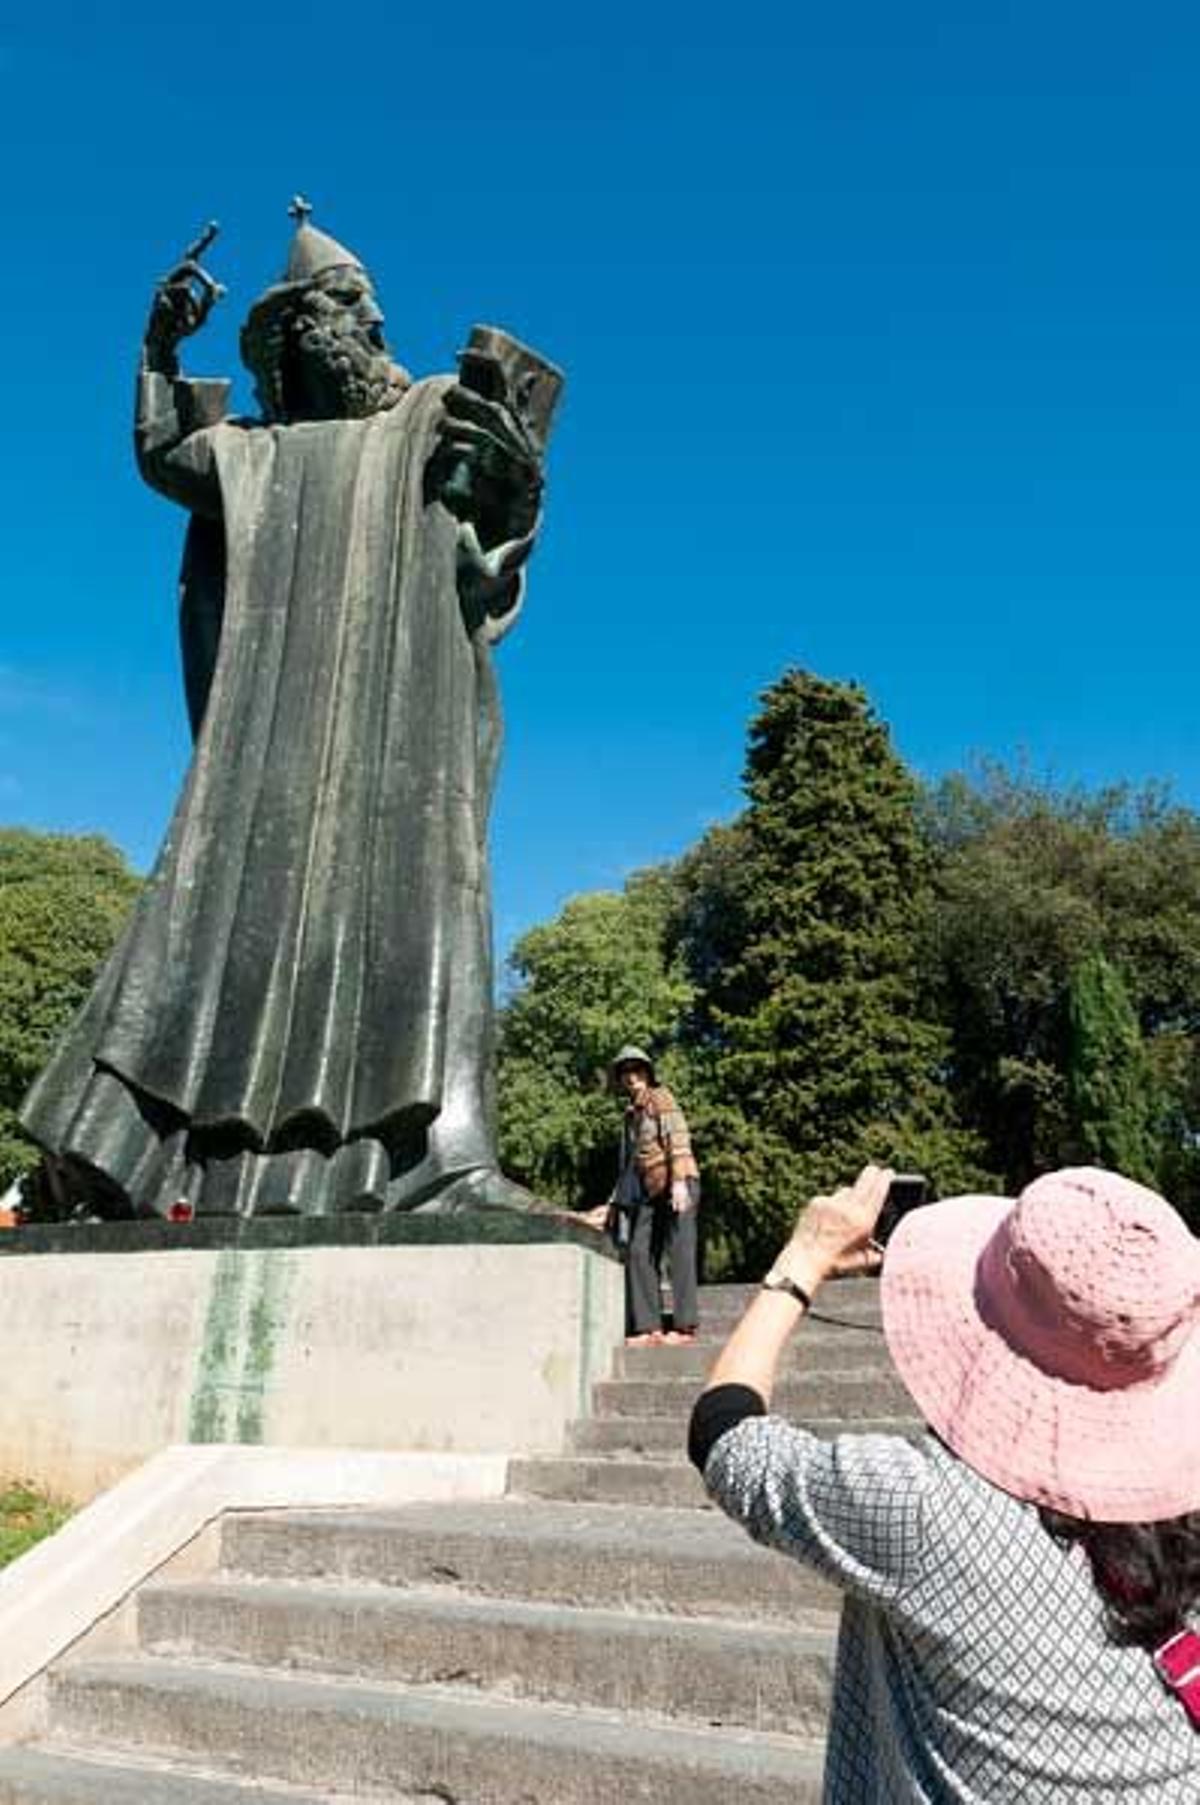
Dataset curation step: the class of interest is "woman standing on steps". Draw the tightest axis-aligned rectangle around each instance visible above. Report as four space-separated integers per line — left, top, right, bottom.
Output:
589 1046 701 1348
689 1163 1200 1802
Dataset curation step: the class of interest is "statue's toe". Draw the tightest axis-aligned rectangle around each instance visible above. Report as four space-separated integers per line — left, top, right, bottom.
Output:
413 1167 558 1216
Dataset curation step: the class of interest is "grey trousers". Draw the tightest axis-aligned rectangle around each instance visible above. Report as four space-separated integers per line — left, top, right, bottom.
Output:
626 1181 700 1334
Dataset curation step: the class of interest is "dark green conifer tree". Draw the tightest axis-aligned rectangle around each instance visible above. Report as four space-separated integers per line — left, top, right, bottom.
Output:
1066 950 1158 1184
687 670 986 1264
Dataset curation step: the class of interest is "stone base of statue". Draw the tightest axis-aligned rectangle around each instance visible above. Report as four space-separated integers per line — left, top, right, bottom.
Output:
0 1214 621 1503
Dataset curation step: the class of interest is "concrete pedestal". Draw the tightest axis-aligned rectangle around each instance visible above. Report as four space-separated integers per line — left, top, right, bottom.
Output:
0 1219 622 1502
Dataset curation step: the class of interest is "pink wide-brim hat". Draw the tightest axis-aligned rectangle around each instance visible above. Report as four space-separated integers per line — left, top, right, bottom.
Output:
881 1167 1200 1523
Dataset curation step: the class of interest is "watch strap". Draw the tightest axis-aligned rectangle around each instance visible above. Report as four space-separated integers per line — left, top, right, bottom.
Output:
761 1274 813 1311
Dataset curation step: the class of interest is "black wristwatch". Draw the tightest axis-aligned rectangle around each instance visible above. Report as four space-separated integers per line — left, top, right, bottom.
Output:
760 1273 812 1310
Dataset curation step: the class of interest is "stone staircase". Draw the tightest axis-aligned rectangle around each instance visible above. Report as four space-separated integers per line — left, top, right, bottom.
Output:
0 1278 919 1802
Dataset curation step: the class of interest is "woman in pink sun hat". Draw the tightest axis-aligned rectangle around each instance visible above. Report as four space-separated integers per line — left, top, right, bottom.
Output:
688 1164 1200 1802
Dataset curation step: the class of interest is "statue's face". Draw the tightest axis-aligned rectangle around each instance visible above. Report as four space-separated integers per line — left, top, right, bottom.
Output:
311 266 389 355
284 266 407 421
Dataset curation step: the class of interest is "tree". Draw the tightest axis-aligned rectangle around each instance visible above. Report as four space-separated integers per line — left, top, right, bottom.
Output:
920 768 1104 1188
497 684 1200 1268
1065 951 1157 1183
0 830 141 1196
921 765 1200 1218
496 867 695 1206
675 671 988 1271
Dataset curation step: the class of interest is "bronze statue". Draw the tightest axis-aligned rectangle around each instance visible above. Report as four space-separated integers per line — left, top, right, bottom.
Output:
22 202 563 1218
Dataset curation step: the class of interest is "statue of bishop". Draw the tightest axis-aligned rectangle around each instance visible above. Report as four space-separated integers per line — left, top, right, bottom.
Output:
22 204 563 1219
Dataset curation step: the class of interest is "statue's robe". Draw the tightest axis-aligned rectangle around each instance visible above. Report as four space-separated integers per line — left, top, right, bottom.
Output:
22 373 521 1216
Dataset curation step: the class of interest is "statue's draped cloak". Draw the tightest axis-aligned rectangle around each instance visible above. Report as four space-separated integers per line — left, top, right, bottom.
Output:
23 379 513 1215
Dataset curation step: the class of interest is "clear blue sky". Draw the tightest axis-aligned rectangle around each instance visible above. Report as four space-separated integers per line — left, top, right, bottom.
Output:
3 2 1198 961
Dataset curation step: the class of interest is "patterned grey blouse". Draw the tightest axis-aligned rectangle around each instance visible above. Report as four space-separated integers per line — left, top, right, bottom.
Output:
704 1418 1199 1802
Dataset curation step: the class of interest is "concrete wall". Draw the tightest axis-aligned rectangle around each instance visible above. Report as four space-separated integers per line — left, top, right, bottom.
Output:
0 1243 623 1502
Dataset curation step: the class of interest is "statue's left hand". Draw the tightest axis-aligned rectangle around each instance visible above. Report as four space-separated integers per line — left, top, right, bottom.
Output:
435 385 543 531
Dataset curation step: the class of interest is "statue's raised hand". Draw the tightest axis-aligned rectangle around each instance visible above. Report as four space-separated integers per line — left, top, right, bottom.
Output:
144 222 226 375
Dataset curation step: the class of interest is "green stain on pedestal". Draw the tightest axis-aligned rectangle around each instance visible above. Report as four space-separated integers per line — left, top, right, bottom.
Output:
188 1249 296 1443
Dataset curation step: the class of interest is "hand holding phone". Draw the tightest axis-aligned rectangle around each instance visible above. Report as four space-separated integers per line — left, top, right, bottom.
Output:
873 1173 931 1249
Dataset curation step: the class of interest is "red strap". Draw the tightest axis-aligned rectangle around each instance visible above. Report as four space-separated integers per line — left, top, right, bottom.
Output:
1155 1629 1200 1727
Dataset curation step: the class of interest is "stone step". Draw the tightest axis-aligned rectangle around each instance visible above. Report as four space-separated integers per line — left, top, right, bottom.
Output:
220 1499 841 1620
0 1746 403 1803
48 1657 827 1804
615 1328 889 1378
696 1291 883 1331
139 1578 836 1735
511 1421 924 1510
594 1370 911 1419
699 1278 881 1310
568 1412 921 1454
569 1414 696 1455
509 1452 712 1508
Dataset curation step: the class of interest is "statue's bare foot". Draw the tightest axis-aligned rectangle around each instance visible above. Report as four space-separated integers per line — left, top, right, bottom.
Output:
412 1166 560 1216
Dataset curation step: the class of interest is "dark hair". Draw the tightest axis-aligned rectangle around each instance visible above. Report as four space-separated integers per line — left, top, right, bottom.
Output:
240 290 298 422
1040 1509 1200 1647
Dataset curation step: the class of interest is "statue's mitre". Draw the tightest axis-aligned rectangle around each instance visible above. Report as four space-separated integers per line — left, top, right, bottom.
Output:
244 199 370 336
282 213 366 286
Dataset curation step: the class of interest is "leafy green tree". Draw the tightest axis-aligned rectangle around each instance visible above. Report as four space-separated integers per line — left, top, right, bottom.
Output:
497 686 1200 1268
1145 1031 1200 1226
1065 950 1157 1183
676 671 988 1271
496 867 695 1205
922 765 1200 1217
920 768 1103 1187
0 829 141 1193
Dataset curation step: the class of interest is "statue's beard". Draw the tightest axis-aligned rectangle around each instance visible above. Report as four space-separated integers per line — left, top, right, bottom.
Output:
289 314 408 420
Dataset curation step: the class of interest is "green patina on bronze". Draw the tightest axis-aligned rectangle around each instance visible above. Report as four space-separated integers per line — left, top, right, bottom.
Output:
236 1251 294 1442
187 1249 296 1443
187 1252 242 1443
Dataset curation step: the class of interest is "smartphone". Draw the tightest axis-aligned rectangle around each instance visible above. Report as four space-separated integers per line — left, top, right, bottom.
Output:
874 1172 931 1248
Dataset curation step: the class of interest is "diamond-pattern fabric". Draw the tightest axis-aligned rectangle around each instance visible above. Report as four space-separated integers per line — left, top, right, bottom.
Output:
705 1419 1199 1801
